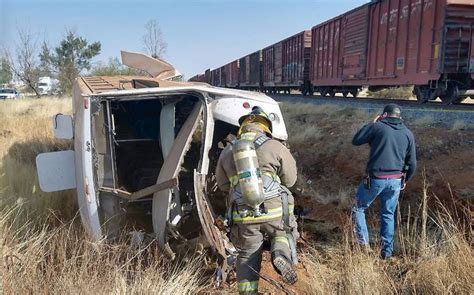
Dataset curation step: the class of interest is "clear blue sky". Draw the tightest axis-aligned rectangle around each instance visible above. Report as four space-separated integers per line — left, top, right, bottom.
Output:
1 0 368 78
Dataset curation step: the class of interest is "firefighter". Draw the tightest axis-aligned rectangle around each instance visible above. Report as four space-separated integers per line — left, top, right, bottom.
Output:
216 107 298 294
352 103 417 259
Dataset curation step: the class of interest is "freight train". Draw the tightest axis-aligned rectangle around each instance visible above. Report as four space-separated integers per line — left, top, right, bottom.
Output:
190 0 474 104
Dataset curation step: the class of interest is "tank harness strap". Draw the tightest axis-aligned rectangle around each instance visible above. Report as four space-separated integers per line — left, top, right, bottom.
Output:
253 134 271 149
281 190 290 230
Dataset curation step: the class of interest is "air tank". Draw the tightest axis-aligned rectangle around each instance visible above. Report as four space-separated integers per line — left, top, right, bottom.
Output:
232 139 265 212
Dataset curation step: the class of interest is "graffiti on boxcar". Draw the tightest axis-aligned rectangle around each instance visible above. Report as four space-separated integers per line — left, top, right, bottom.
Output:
424 0 433 11
381 12 388 25
411 0 422 15
401 5 409 19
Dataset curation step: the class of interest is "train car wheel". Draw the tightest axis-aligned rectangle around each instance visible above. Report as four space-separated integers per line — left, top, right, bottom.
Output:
321 88 328 97
342 91 349 98
441 84 460 105
414 86 430 103
328 89 336 97
350 90 358 98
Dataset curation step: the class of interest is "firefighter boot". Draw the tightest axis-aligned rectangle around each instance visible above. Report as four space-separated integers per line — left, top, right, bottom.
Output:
273 255 298 285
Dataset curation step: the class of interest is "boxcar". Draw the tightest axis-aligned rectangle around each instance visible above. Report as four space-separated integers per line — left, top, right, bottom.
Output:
309 0 474 103
225 60 240 88
212 67 226 87
204 69 211 84
262 30 312 94
239 50 262 89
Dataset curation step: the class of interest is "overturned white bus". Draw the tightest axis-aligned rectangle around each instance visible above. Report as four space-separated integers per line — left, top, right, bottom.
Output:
36 51 288 280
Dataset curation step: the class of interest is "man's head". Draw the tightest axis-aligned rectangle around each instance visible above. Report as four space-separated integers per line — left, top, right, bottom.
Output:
383 103 402 118
237 106 273 136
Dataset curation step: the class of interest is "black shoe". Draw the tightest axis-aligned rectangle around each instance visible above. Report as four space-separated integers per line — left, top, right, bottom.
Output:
381 254 395 261
273 256 298 285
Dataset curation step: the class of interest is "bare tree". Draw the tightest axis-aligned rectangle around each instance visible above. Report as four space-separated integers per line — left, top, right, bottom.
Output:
142 20 167 59
3 27 41 96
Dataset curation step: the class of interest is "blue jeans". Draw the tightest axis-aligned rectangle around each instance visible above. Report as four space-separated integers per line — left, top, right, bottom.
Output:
352 178 401 258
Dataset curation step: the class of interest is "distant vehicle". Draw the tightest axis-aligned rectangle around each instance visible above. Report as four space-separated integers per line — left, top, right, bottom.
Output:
35 51 288 281
38 76 60 96
0 88 22 100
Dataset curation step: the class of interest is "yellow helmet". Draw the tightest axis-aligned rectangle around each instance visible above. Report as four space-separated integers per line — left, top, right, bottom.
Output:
238 107 273 132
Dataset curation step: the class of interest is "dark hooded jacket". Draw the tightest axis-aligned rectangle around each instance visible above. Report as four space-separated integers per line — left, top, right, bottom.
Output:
352 117 417 181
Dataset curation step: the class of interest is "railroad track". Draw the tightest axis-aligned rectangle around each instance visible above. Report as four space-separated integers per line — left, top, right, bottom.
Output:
270 94 474 112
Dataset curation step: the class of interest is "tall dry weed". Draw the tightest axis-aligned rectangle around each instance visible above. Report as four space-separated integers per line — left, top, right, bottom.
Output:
0 98 76 225
1 207 204 294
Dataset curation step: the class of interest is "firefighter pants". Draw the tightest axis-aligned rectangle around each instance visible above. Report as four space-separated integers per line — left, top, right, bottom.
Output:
230 219 297 294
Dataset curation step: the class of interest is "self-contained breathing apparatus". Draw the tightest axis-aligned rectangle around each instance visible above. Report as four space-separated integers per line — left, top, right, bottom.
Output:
232 137 265 216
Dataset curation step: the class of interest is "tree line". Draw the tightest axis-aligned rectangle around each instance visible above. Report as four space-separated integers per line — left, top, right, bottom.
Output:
0 20 167 96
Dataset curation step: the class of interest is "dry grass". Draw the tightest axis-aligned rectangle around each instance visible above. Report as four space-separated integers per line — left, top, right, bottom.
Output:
299 176 473 294
0 98 75 225
450 119 468 131
0 98 472 294
367 86 415 99
412 114 435 127
280 102 373 148
1 208 204 293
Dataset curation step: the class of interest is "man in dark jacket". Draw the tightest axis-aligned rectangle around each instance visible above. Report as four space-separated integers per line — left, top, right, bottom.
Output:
352 104 416 259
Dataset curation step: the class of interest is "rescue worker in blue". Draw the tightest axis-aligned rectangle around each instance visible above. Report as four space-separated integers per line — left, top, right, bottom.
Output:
216 107 299 294
352 103 417 259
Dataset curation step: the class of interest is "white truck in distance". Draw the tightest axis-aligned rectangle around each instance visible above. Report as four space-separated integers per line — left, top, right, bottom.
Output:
38 76 60 96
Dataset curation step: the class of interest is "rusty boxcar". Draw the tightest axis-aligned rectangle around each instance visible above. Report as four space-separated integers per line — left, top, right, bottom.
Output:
262 30 312 94
225 60 239 88
239 50 262 89
210 68 220 87
309 0 474 103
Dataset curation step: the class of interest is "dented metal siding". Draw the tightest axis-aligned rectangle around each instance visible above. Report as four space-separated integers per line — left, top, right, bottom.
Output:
366 0 445 85
310 13 345 86
342 5 370 80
